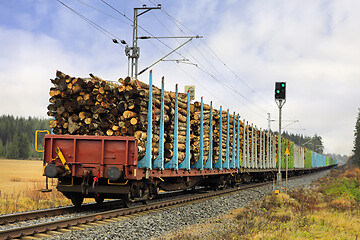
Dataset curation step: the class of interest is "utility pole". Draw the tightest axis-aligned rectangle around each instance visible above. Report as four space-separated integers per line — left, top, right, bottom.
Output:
125 4 162 79
274 82 286 192
125 4 201 79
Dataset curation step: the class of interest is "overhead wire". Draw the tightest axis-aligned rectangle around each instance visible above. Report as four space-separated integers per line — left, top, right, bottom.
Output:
57 0 280 121
100 0 132 22
57 0 307 133
75 0 131 26
57 0 272 119
189 41 269 113
156 1 306 127
142 0 268 117
149 0 279 112
55 0 125 45
54 0 281 128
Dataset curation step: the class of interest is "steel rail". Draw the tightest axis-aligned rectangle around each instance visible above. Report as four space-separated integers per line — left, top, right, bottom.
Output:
0 200 124 225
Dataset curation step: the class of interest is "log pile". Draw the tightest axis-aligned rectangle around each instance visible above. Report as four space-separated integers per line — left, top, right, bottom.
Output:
190 101 211 165
48 71 190 161
48 71 245 164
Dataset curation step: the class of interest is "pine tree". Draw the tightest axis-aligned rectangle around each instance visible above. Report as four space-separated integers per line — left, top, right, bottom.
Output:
18 132 30 159
0 139 4 157
353 108 360 165
6 134 20 159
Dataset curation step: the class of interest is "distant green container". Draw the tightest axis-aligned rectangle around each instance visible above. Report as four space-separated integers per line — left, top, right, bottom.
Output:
326 156 329 166
330 157 335 165
304 148 312 168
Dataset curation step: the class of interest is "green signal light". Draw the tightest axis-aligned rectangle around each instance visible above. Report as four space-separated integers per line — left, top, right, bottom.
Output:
276 90 280 93
281 83 285 87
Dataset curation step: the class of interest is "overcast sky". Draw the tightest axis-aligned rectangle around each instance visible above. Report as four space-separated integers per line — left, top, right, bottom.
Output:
1 0 359 156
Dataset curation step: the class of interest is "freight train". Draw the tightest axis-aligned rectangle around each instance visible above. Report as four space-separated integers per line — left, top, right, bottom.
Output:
41 71 337 206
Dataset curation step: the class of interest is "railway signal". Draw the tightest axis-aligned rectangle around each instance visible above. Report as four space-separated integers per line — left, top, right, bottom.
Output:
275 82 286 192
275 82 286 100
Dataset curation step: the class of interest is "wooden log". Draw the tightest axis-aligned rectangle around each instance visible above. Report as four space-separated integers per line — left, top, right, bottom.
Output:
123 111 137 119
130 118 138 125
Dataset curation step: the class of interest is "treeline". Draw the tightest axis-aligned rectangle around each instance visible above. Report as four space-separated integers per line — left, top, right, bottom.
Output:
282 132 324 154
352 108 360 165
326 153 348 165
0 115 51 159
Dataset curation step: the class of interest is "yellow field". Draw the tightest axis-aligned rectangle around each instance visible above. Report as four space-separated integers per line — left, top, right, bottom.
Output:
0 159 70 214
0 159 46 194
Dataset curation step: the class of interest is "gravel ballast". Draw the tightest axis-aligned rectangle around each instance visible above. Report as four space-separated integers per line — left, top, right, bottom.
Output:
43 170 330 240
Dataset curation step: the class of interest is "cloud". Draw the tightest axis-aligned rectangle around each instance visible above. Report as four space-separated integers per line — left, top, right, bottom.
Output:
163 0 360 155
1 0 359 155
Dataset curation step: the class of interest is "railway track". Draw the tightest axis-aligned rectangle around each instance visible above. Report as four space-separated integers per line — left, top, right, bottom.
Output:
0 200 125 226
0 169 331 240
0 181 271 240
0 188 196 227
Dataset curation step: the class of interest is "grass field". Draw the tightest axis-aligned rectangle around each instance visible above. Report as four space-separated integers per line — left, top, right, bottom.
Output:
0 159 46 194
0 159 70 214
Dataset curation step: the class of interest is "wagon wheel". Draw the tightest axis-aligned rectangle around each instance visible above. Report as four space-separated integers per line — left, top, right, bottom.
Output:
141 186 152 205
122 192 136 207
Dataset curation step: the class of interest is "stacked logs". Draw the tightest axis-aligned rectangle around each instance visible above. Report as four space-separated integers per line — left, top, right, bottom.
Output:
48 71 247 164
48 71 190 161
162 90 188 163
212 111 245 165
190 101 211 165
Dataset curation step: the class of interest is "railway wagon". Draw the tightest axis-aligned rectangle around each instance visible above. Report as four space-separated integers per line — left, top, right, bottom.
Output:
42 71 337 206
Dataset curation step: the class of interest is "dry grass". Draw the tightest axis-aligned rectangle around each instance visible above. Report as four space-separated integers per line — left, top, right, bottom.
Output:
157 165 360 240
0 159 46 194
0 181 70 214
0 159 70 214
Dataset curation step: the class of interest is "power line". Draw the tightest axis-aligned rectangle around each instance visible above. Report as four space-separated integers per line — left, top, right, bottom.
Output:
75 0 130 26
134 1 263 114
55 0 126 45
100 0 132 22
149 1 279 112
91 0 272 119
141 2 269 116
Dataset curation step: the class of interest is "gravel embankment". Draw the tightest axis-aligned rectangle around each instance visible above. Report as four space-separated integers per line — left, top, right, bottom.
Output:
43 170 330 240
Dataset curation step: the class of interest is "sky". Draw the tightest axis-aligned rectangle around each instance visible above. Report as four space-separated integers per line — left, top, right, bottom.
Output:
0 0 359 156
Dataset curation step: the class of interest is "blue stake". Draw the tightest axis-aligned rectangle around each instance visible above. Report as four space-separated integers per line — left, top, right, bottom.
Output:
179 90 191 170
138 71 153 169
153 77 165 169
214 106 223 170
165 84 179 170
